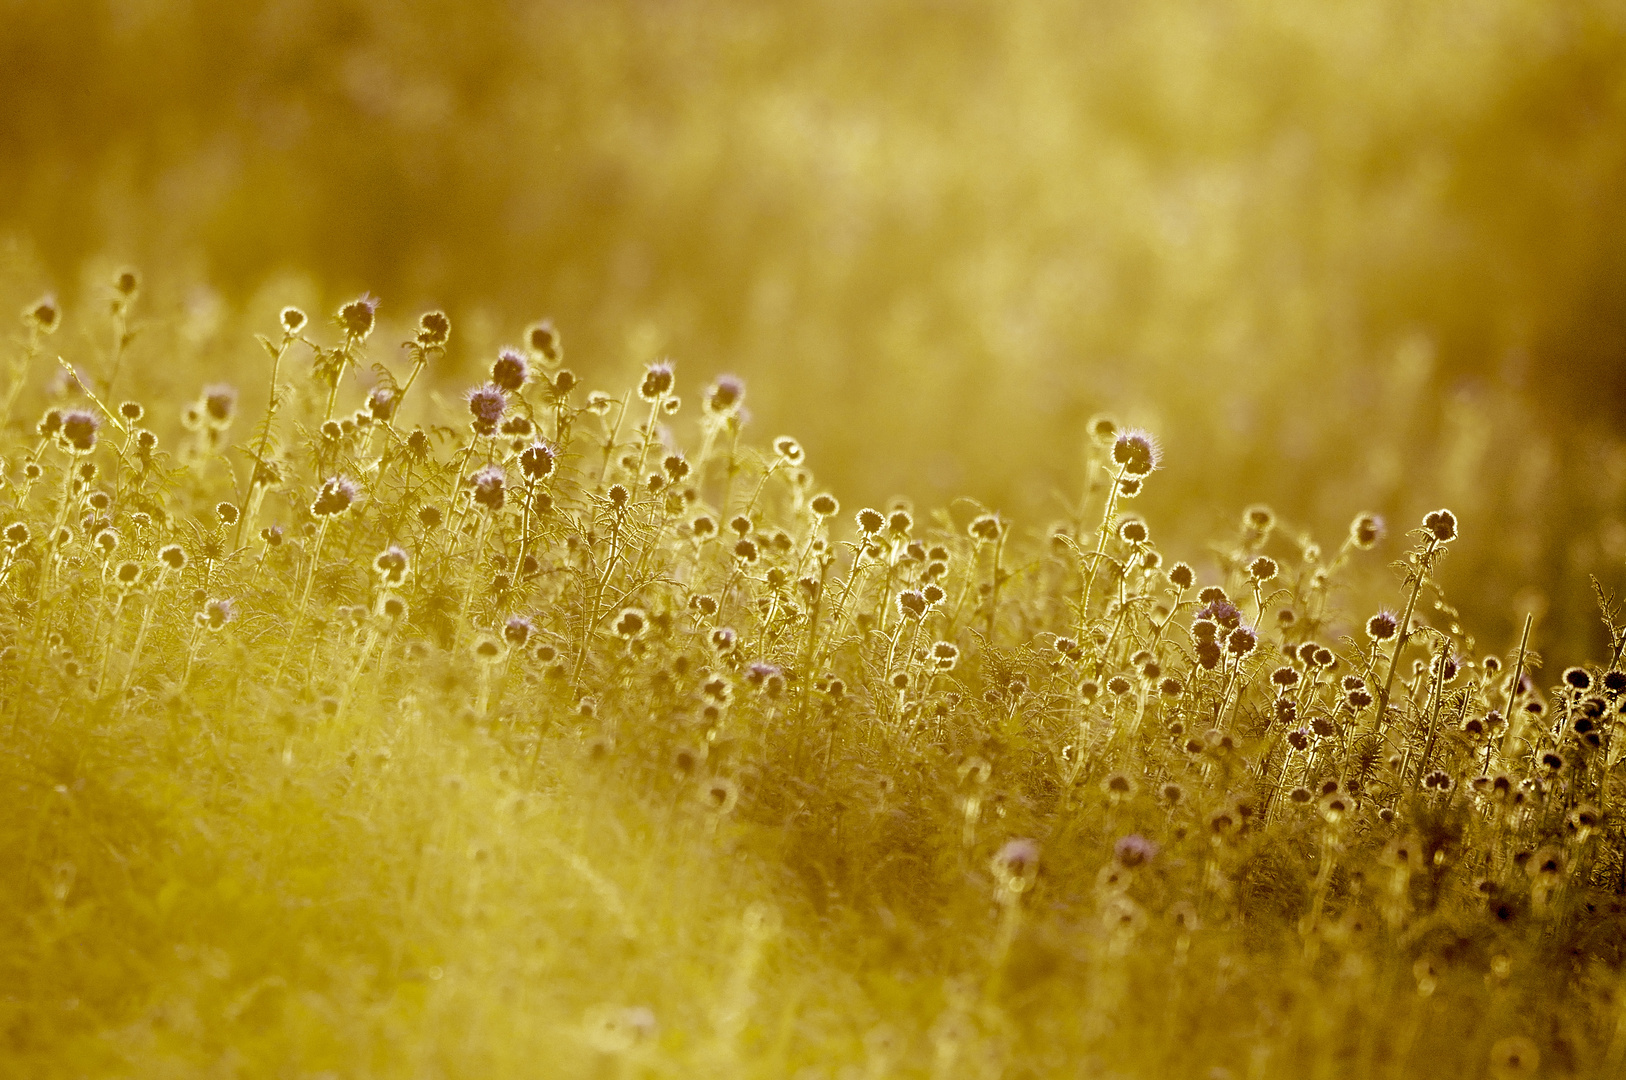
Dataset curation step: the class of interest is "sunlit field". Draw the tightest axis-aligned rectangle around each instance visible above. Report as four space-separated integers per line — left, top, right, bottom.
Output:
6 2 1626 1077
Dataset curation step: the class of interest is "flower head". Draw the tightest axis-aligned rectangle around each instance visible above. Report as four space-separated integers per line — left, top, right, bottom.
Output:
1114 834 1158 868
525 320 561 363
520 442 557 482
1112 429 1160 476
201 385 237 429
202 598 237 631
416 310 450 347
338 293 380 340
25 294 60 335
1423 508 1458 543
470 464 506 511
491 348 530 392
59 409 100 453
466 383 508 435
640 362 675 402
311 476 361 517
705 375 744 414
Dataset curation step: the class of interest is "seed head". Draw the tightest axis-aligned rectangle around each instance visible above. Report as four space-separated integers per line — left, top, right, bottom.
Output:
1423 508 1458 542
25 294 61 335
856 507 885 535
338 293 379 340
1350 513 1384 549
774 436 804 465
1367 611 1399 641
810 493 839 517
1248 555 1277 583
374 545 410 585
520 442 557 481
201 385 237 429
640 362 675 402
159 544 187 570
416 310 450 347
524 320 560 362
1118 519 1148 544
969 514 1003 542
1111 429 1160 476
1242 505 1275 537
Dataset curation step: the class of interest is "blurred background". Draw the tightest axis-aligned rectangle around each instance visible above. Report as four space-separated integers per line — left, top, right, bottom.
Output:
2 0 1625 658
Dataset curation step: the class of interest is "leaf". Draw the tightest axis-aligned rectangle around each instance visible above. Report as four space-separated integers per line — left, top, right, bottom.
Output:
255 333 280 361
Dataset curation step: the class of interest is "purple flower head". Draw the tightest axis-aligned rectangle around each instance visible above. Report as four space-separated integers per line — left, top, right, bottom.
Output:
203 597 238 631
706 374 745 414
1226 625 1259 656
1196 599 1243 630
59 409 100 453
367 385 398 421
466 383 508 435
503 615 533 645
1114 834 1158 868
311 475 361 517
992 838 1041 891
745 661 781 687
491 347 530 392
470 463 506 511
1366 609 1400 642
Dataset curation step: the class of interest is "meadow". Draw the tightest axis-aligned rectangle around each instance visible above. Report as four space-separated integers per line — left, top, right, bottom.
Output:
2 277 1625 1078
7 1 1626 1077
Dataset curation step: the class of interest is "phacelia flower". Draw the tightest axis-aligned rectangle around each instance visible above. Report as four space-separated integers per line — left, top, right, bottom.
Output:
1112 429 1160 476
311 476 361 517
491 347 530 392
466 383 508 435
